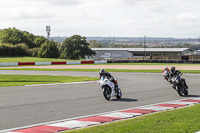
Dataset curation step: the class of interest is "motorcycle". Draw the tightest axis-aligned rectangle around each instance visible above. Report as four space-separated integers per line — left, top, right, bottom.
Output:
171 73 188 96
98 76 122 100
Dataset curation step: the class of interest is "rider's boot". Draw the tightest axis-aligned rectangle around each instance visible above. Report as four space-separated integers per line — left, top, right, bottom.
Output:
114 84 118 92
111 90 116 97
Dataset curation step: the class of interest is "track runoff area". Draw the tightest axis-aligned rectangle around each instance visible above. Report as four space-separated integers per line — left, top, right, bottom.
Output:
0 63 200 133
1 97 200 133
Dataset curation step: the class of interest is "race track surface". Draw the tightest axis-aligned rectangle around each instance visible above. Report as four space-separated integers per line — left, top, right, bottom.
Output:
0 70 200 130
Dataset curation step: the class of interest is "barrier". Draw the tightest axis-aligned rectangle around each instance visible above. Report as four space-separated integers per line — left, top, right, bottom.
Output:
18 62 35 65
0 62 18 66
51 62 67 65
81 61 94 64
66 61 81 64
35 62 51 65
94 60 107 64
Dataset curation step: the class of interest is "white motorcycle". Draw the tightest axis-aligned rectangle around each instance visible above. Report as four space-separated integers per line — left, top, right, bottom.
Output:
98 76 122 100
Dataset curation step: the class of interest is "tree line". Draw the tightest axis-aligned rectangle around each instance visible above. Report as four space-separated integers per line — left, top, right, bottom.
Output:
0 28 96 59
89 40 200 49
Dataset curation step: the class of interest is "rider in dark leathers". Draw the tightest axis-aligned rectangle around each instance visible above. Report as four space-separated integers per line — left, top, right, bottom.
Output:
169 66 188 89
99 69 118 89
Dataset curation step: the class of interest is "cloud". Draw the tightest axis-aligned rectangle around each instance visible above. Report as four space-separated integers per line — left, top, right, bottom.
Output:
122 0 169 12
175 13 199 22
1 7 54 20
0 0 83 6
36 0 83 6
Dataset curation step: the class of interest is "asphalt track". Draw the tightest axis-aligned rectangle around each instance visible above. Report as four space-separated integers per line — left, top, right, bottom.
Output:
0 70 200 130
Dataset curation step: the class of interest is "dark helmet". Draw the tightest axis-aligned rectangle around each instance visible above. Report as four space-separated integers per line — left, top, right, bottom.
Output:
171 66 176 72
99 69 105 75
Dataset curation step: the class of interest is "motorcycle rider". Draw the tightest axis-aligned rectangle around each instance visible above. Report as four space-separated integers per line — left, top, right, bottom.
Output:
99 69 118 91
169 66 188 89
163 66 170 81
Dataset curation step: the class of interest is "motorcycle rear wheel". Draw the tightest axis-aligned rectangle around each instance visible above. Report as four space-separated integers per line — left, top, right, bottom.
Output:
184 90 188 95
183 84 189 95
116 88 122 99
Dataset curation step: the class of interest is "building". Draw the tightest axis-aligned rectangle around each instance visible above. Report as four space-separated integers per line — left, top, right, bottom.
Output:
89 48 194 60
197 50 200 55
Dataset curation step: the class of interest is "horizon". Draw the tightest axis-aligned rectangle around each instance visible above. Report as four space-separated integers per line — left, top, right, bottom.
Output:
1 0 200 38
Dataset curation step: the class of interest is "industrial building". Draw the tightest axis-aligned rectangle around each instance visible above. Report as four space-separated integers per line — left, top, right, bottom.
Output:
197 50 200 55
88 48 194 60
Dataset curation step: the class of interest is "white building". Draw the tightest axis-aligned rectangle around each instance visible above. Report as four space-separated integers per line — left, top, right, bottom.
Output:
197 50 200 55
89 48 194 60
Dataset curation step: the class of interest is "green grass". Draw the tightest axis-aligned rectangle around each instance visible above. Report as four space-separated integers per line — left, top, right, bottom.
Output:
1 68 200 73
93 63 200 65
0 57 200 66
65 104 200 133
0 56 78 63
0 74 98 87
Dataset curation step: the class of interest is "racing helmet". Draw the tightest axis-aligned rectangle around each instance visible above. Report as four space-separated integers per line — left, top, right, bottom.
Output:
164 66 168 70
99 69 105 75
171 66 176 72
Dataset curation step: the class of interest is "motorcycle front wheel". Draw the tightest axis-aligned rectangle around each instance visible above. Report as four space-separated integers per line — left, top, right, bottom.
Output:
177 85 184 96
103 86 111 100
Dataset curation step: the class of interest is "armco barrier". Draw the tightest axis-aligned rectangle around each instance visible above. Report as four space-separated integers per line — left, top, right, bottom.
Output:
66 61 81 64
0 60 107 66
81 61 94 64
18 62 35 65
51 62 67 65
95 60 107 64
35 62 51 65
0 62 18 66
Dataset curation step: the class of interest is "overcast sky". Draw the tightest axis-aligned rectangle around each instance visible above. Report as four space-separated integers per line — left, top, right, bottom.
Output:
0 0 200 38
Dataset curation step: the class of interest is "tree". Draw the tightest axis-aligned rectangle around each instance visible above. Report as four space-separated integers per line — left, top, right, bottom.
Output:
33 36 47 47
38 40 60 58
60 35 96 59
0 27 23 45
89 40 103 48
0 27 48 48
21 31 35 48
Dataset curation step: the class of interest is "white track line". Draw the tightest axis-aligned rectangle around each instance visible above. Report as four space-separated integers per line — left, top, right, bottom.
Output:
25 81 98 87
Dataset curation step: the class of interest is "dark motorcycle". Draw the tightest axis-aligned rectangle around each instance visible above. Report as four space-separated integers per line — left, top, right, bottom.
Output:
171 73 188 96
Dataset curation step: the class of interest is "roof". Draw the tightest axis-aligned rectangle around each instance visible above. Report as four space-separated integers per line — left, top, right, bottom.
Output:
92 48 130 51
92 48 192 52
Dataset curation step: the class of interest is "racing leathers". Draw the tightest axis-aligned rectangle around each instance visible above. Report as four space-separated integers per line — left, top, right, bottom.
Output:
169 70 188 89
99 71 118 90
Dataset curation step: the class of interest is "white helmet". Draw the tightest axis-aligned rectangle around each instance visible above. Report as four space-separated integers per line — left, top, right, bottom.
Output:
164 66 168 70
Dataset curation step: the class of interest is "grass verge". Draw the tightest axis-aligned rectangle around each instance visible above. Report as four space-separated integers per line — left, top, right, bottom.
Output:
0 56 78 63
1 68 200 73
0 74 98 87
65 104 200 133
0 57 200 65
93 63 200 65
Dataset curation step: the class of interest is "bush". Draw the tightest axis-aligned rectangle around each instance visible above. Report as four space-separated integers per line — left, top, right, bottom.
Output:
15 43 30 56
30 47 39 57
0 43 30 56
38 40 60 58
0 27 48 48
